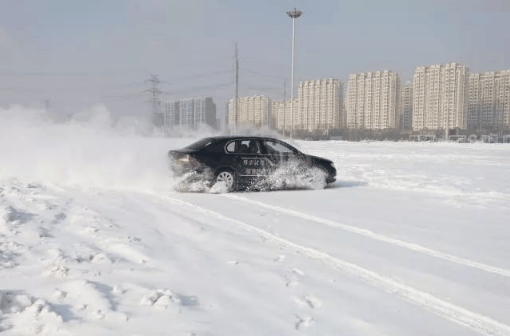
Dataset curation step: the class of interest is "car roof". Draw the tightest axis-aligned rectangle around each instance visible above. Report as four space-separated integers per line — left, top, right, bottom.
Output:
207 135 281 142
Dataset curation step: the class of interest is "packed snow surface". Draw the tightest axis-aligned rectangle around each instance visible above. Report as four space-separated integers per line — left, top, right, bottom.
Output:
1 106 510 335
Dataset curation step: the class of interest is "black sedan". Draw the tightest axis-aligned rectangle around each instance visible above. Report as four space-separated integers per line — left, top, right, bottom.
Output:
168 136 336 191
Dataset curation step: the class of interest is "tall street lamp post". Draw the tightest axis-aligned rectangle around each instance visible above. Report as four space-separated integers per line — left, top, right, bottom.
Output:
286 7 302 139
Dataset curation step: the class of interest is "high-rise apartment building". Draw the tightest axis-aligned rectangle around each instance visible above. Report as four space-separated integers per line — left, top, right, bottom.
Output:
179 99 195 128
193 97 217 127
270 99 297 131
227 95 271 129
297 78 343 132
164 97 216 129
412 63 469 131
467 70 510 129
164 101 179 128
345 71 400 130
400 81 413 129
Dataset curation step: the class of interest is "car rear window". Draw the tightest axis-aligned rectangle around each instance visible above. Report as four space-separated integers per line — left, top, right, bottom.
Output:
225 141 236 153
183 138 214 150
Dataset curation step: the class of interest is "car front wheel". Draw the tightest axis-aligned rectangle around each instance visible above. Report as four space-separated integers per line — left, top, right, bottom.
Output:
302 167 327 189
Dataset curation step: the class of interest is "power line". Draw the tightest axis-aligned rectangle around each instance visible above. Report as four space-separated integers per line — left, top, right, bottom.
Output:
0 69 150 77
0 68 234 93
158 69 232 84
246 87 285 93
163 82 233 97
242 69 284 82
242 57 285 70
0 87 46 93
100 92 146 101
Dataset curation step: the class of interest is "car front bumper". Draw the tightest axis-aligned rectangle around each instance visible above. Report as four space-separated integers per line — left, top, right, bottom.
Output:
326 166 336 184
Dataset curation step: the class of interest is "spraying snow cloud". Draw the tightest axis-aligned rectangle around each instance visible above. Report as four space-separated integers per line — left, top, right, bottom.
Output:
0 105 192 191
0 104 317 193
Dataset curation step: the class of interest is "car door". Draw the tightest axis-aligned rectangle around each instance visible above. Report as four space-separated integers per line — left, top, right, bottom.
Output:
260 139 303 171
219 139 239 168
234 139 272 178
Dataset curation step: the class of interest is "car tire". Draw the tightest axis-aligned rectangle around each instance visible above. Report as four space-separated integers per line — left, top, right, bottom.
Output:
303 167 327 189
318 168 328 188
214 169 237 192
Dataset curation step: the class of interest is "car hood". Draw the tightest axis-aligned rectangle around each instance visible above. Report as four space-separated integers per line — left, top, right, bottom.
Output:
306 154 333 164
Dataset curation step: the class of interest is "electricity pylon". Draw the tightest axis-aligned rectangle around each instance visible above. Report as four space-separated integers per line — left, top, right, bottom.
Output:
145 74 164 132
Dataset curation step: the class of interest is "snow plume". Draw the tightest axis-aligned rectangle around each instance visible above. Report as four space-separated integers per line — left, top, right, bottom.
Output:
248 161 328 192
173 170 217 193
230 125 282 138
0 105 193 191
174 162 328 194
0 104 313 193
163 123 221 139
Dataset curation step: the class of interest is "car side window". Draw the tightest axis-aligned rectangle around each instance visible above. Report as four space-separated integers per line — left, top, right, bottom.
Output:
225 141 236 153
238 140 260 154
263 140 294 154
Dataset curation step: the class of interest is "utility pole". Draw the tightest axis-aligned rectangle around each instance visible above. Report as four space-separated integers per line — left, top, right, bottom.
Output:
287 8 303 139
283 80 287 137
234 42 239 135
145 74 164 134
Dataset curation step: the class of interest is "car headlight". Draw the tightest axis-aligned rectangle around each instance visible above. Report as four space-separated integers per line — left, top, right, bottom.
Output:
178 155 190 163
330 161 335 167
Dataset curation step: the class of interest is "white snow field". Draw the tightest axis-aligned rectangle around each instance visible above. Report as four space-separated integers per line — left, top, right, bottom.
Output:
1 106 510 336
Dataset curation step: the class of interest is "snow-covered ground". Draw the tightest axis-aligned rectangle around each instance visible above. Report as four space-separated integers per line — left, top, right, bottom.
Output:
1 106 510 335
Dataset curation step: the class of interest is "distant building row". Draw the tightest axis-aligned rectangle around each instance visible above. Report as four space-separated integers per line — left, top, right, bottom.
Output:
227 78 344 134
227 73 406 133
154 97 217 129
401 64 510 131
226 64 510 133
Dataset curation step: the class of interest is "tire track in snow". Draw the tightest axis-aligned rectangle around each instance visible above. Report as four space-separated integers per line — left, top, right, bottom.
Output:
161 195 510 336
222 194 510 279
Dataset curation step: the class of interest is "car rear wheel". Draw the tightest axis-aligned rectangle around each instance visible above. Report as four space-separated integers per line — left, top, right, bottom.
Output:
215 169 236 191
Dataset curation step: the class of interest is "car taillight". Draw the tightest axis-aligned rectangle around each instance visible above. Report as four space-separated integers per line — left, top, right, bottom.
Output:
175 154 201 167
189 156 201 168
177 155 190 164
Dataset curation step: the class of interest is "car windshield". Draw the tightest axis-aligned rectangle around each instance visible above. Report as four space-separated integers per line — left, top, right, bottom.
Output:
183 138 214 150
263 140 299 154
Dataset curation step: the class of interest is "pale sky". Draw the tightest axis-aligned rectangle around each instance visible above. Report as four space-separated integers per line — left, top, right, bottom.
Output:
1 0 509 121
